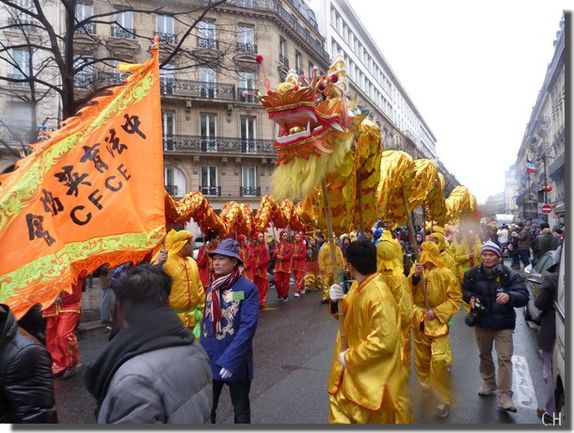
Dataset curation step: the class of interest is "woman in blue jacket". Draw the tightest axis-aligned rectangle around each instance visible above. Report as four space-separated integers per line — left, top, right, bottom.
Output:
200 238 260 424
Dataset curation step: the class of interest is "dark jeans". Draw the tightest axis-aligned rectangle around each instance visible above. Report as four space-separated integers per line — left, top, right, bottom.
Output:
211 380 251 424
518 249 531 267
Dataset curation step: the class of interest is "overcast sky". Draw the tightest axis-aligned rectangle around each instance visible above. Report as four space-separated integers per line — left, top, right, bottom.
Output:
349 0 568 204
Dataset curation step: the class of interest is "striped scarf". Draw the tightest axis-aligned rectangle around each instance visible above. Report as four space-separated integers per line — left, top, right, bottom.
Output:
209 269 241 335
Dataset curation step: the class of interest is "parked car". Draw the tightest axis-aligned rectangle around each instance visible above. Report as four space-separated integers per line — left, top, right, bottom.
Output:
523 246 561 325
553 243 565 419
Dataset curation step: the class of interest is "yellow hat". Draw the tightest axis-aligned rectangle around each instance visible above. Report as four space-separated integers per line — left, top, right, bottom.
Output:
165 229 192 256
420 241 445 268
430 232 447 252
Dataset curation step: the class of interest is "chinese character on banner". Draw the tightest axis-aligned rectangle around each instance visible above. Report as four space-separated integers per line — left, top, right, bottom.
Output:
0 38 165 319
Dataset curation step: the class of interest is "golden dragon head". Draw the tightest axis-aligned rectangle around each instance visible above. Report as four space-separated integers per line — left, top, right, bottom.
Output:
258 56 358 199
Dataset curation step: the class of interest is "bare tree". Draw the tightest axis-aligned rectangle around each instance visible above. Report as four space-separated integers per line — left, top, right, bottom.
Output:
0 0 232 133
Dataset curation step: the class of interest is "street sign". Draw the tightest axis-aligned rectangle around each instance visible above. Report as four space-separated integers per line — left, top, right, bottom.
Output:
541 204 552 215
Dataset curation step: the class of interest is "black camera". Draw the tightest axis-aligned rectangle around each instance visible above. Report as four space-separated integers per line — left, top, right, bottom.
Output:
465 298 488 327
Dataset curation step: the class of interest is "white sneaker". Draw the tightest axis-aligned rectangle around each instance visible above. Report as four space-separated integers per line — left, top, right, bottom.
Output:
294 292 300 298
301 289 307 294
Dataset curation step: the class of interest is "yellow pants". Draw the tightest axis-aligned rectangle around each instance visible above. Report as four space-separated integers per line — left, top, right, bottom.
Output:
412 328 452 405
396 328 414 424
321 274 334 301
329 390 396 424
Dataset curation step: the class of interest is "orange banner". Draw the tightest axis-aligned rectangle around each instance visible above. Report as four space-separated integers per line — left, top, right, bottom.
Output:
0 43 165 319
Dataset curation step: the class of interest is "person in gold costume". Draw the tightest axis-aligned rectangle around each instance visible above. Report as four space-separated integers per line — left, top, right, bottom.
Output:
409 241 462 418
430 231 462 282
318 237 344 303
327 240 405 424
376 239 414 424
157 229 205 338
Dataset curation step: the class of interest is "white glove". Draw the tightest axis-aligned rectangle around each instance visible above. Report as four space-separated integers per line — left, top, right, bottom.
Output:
219 367 233 380
329 284 345 301
338 350 347 368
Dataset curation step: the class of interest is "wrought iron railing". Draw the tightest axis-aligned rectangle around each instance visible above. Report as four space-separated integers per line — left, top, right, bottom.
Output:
112 25 135 39
163 135 275 156
237 87 258 103
236 42 257 54
74 72 94 89
200 186 221 196
240 186 260 196
160 79 236 100
279 54 289 68
226 0 329 64
157 32 176 43
197 37 219 49
77 22 96 34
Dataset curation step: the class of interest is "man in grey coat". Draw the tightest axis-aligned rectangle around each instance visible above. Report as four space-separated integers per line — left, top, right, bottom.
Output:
84 263 212 424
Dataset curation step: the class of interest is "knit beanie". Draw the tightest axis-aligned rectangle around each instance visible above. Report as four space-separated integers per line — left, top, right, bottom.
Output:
480 240 501 257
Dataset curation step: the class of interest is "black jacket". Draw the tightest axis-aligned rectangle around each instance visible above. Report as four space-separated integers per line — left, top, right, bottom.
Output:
534 271 558 352
462 264 529 331
532 230 561 262
0 305 58 423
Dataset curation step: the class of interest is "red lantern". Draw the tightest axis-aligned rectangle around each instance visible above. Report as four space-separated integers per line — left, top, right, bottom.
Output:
544 184 553 192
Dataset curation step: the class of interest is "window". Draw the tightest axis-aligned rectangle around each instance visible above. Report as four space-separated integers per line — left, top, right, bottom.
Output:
74 57 94 89
9 48 30 84
237 24 255 53
76 3 94 33
241 166 257 196
156 15 175 43
162 110 175 150
308 61 314 78
201 166 219 196
9 0 34 24
198 19 217 49
279 38 288 67
160 63 176 94
240 116 256 153
295 51 302 73
113 10 134 38
200 114 216 152
238 71 255 102
164 166 186 197
199 67 216 98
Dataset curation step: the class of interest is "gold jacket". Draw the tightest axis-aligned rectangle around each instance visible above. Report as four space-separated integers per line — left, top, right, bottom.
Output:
409 267 461 337
328 274 403 411
163 254 205 329
318 243 344 275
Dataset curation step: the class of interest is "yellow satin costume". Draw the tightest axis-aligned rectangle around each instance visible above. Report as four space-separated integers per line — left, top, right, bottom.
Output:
409 242 461 406
376 240 414 424
162 230 205 333
431 232 462 282
328 274 403 423
318 241 344 302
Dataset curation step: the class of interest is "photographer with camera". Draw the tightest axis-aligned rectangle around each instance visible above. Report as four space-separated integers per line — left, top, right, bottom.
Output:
462 241 528 413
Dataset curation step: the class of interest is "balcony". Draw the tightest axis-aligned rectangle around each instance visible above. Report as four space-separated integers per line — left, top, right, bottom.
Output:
226 0 329 65
77 22 96 34
74 72 94 89
236 42 258 54
165 184 179 196
163 135 275 156
157 32 176 44
197 37 219 50
279 54 289 68
160 79 235 101
200 186 221 196
240 186 260 196
237 87 258 103
111 25 135 39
